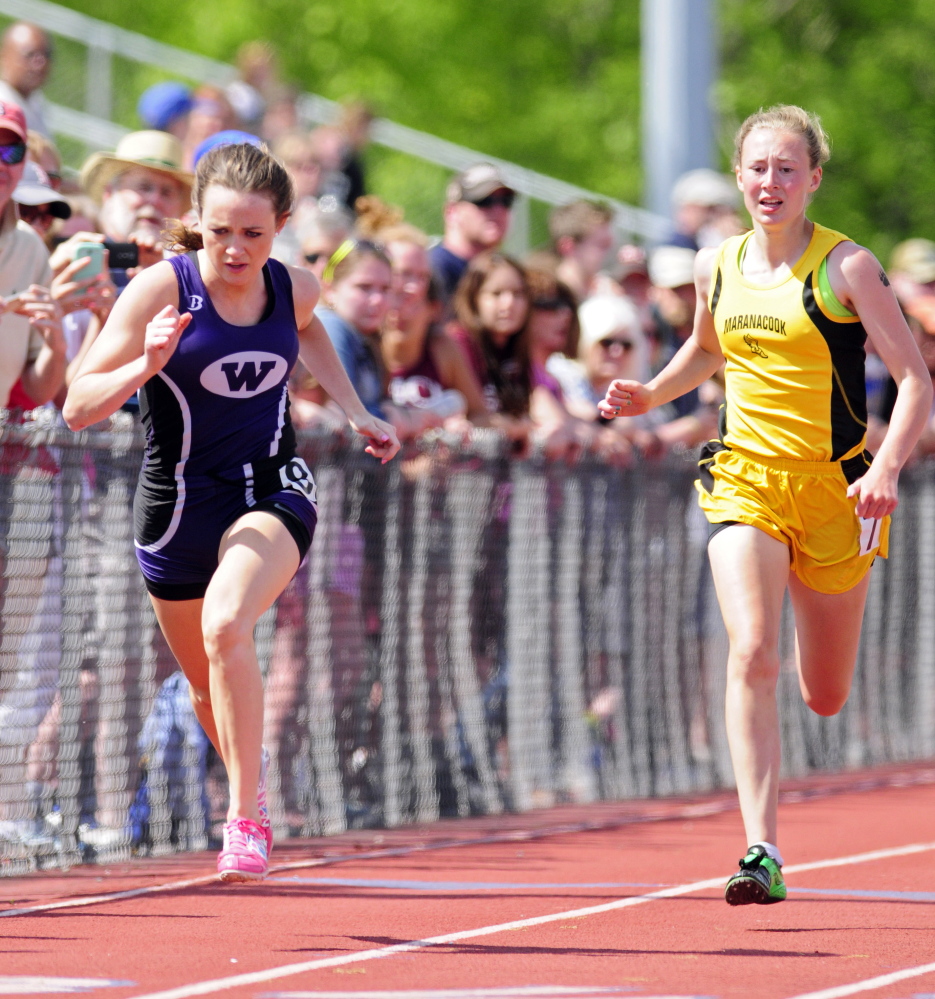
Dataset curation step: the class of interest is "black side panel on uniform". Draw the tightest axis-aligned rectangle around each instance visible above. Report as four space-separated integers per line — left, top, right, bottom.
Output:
697 437 730 494
710 267 723 315
135 376 185 547
802 272 868 461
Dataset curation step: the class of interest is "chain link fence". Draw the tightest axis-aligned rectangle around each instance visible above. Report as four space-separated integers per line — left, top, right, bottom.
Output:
0 414 932 874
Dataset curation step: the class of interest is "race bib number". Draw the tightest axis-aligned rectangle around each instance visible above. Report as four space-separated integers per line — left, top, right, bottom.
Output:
857 514 882 557
279 457 317 503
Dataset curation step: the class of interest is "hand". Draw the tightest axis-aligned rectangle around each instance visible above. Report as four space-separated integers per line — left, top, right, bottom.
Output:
845 462 899 520
49 232 105 275
144 305 191 374
348 412 401 464
127 234 163 275
51 254 117 317
598 379 653 418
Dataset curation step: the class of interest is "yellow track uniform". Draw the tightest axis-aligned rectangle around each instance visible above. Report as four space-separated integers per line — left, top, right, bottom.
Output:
697 222 887 593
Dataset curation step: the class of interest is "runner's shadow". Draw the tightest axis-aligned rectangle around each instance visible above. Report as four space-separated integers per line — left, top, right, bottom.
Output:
347 936 838 959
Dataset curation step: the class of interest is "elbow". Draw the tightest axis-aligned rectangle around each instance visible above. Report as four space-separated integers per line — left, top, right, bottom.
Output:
61 397 86 431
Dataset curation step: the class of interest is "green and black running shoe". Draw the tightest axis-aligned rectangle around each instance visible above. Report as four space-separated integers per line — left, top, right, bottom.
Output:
724 845 787 906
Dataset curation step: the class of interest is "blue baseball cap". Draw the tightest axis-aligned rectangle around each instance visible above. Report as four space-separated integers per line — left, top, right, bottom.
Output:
137 82 192 132
193 129 264 167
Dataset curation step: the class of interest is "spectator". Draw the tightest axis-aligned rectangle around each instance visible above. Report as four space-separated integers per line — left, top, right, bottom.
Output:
0 23 52 137
336 100 374 209
137 81 192 140
65 130 192 401
14 160 70 246
79 130 193 287
549 200 615 303
429 163 515 304
0 101 64 409
317 240 393 418
182 85 236 170
271 129 322 264
669 168 742 251
648 245 704 417
548 294 650 423
376 217 490 436
297 202 354 283
889 238 935 309
26 131 64 192
260 86 299 145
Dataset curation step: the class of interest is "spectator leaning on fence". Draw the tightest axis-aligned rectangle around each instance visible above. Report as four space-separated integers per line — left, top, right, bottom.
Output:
549 200 615 304
317 239 393 419
429 163 515 305
0 23 52 139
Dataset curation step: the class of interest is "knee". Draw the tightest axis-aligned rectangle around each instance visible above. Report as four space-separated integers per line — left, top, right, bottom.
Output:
727 639 780 688
802 685 849 717
202 607 252 664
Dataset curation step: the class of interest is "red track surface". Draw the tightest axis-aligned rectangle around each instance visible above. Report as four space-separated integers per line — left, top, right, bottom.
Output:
5 766 935 999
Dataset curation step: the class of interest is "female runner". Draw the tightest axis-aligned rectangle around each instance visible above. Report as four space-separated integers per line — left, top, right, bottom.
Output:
601 105 932 905
63 143 399 882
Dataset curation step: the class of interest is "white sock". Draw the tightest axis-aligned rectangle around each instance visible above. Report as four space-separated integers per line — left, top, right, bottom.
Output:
751 841 784 867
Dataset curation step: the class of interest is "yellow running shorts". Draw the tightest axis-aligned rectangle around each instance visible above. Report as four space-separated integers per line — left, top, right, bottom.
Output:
696 445 889 594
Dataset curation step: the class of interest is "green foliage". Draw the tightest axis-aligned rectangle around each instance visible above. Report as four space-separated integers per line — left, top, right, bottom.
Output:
35 0 935 258
718 0 935 261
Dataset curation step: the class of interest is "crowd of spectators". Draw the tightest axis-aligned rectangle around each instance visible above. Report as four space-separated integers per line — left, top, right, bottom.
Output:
4 18 934 847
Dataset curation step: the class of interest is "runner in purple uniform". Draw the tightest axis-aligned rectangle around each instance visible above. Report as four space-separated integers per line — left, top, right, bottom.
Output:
64 143 399 882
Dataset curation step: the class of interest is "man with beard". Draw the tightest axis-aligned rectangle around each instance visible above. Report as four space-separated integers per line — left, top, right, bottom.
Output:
429 162 515 307
70 131 192 409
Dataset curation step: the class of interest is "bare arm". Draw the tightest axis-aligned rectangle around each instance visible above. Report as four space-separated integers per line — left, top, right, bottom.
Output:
599 247 724 418
11 287 67 405
829 243 933 518
63 262 187 430
431 333 491 423
289 265 400 463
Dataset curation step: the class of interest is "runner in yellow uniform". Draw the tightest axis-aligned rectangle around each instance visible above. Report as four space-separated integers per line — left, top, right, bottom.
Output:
601 105 932 905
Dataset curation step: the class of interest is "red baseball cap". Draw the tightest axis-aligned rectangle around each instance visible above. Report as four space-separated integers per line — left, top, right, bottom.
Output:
0 101 27 143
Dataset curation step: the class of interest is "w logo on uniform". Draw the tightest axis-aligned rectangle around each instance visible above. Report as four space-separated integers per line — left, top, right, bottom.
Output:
221 360 277 393
200 351 288 398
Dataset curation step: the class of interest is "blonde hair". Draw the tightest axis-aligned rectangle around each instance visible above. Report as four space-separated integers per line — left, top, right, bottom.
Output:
733 104 831 170
354 195 428 247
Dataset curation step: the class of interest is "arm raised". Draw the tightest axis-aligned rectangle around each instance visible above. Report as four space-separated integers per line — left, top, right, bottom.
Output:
62 261 187 430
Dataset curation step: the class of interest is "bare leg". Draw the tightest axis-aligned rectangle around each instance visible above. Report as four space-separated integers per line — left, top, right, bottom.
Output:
149 596 219 753
788 571 872 716
708 525 790 847
202 512 299 823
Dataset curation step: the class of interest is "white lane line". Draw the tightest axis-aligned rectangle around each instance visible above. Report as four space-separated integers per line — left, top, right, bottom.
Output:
122 839 935 999
785 959 935 998
0 802 737 920
0 978 135 995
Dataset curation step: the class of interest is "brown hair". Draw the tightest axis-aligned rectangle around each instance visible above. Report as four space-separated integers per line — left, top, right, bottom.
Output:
733 104 831 170
453 252 532 416
164 142 294 252
526 268 580 358
548 199 613 248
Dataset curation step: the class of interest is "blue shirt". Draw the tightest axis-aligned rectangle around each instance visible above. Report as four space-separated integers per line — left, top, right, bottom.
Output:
317 307 384 419
428 243 469 302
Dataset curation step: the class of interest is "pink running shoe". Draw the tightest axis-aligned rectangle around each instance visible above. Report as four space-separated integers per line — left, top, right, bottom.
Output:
217 817 268 883
258 745 273 856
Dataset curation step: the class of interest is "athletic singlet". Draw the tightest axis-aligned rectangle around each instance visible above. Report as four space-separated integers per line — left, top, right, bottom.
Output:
387 337 446 408
135 253 299 549
708 223 867 463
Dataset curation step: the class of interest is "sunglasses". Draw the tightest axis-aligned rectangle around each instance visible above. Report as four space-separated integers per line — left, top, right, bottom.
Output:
473 191 515 210
18 204 55 225
597 337 634 352
304 251 325 264
0 143 27 165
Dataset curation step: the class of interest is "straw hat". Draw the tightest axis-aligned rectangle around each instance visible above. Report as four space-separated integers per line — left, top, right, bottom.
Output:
80 130 193 203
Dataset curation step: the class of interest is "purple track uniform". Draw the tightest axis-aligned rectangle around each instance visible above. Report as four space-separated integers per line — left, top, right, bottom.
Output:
134 253 317 600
